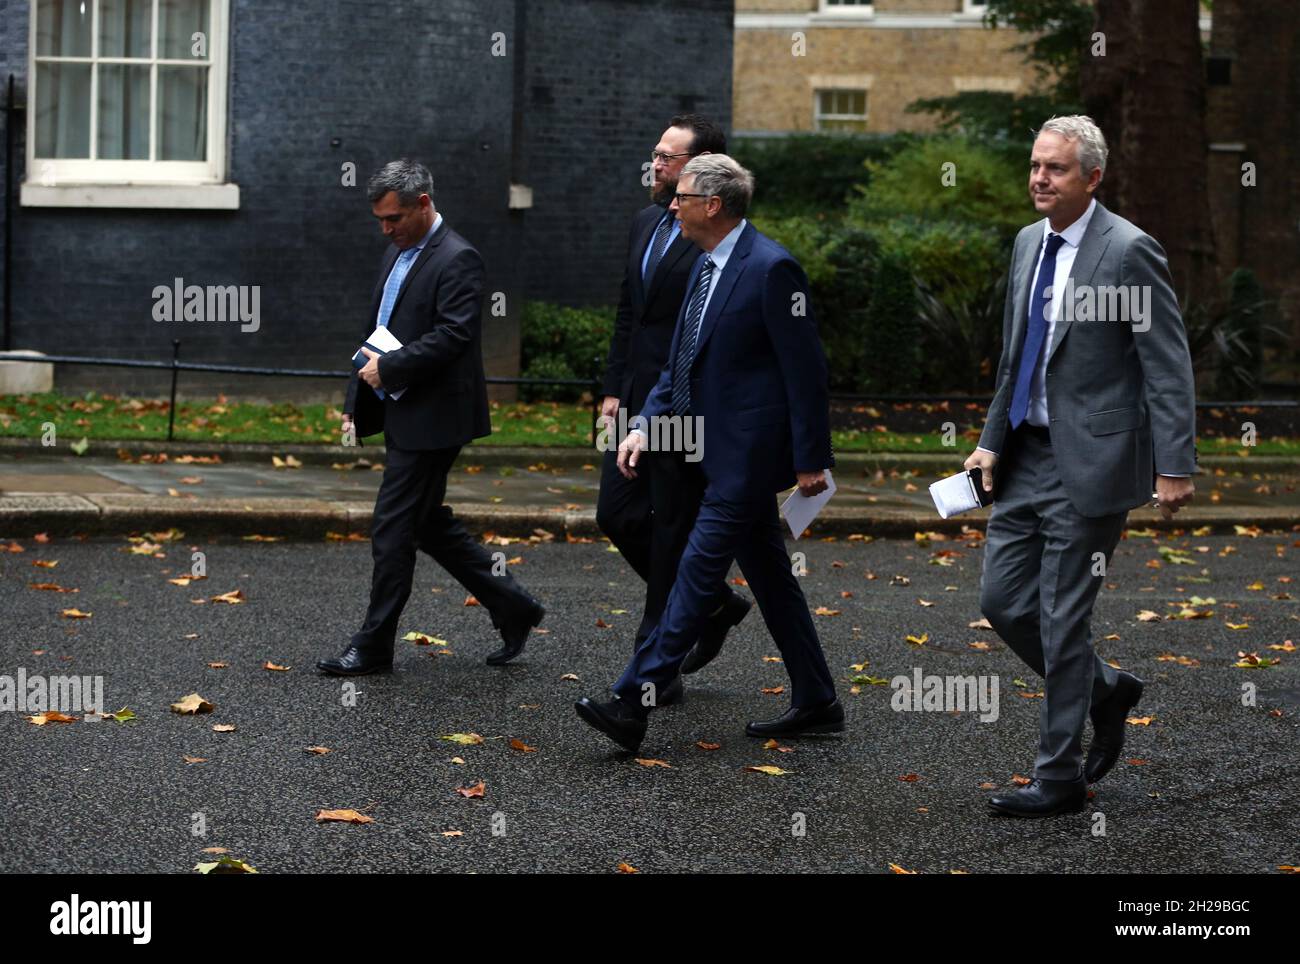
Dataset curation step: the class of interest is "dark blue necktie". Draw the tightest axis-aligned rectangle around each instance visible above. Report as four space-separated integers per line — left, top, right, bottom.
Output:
1009 232 1066 429
671 256 715 416
643 212 674 282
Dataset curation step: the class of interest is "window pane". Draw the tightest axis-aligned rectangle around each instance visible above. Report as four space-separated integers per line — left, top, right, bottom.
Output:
35 62 91 157
36 0 92 57
158 66 208 160
98 64 151 159
100 0 153 59
159 0 212 59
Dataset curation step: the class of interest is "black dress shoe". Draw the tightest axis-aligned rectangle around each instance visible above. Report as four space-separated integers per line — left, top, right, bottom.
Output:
1086 671 1145 784
988 777 1087 817
316 645 392 676
656 675 684 707
574 696 648 753
745 698 844 738
681 594 752 675
486 599 545 665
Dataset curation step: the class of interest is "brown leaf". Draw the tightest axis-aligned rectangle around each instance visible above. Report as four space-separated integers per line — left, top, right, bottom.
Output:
212 723 236 733
304 746 332 755
26 711 78 725
510 738 538 753
315 809 373 824
898 773 921 782
29 582 78 592
262 661 291 671
889 863 918 874
616 862 640 874
760 686 785 695
60 608 92 619
1011 774 1032 786
211 589 245 605
1126 716 1155 726
183 756 208 764
455 781 486 798
464 595 481 607
695 741 721 751
635 758 673 768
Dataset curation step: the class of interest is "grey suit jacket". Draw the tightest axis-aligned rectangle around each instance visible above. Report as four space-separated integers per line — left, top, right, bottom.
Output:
978 202 1196 517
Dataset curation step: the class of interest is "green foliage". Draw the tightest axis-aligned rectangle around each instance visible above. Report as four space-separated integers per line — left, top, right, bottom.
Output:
860 251 920 394
734 133 917 218
905 91 1075 146
983 0 1095 102
519 301 614 401
849 137 1029 240
1183 268 1282 400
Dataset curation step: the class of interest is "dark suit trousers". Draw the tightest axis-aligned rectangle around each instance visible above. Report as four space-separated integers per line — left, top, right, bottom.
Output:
613 488 837 710
353 445 534 654
979 431 1126 780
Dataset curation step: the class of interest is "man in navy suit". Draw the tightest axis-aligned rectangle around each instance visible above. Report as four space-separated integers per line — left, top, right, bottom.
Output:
596 115 751 690
575 154 842 752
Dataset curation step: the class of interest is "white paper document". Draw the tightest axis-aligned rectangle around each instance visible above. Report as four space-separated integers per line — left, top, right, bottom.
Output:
352 325 405 400
780 469 836 539
929 470 984 519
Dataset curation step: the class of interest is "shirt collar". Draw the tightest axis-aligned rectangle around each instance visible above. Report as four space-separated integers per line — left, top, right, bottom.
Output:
407 212 442 255
707 218 748 270
1045 197 1096 248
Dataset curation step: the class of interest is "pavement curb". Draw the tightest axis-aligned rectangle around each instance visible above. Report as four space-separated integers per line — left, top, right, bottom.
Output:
0 493 1294 541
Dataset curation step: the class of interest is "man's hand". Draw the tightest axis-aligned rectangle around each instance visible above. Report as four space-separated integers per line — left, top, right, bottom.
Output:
1154 474 1194 520
341 413 354 436
796 470 828 497
358 347 384 390
600 395 620 431
617 431 646 479
964 449 998 493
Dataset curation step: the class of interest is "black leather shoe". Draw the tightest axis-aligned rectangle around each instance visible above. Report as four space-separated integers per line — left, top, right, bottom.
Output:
988 777 1087 817
682 594 752 675
316 645 392 676
656 675 684 707
574 696 648 753
1086 671 1145 784
745 698 844 738
486 599 545 665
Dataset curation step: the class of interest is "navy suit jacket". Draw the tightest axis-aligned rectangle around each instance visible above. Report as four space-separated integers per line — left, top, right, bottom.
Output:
638 221 834 504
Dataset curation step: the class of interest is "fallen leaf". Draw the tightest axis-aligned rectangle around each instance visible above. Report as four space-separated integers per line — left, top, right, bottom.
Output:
60 608 92 619
263 661 291 672
170 693 214 715
1126 716 1155 726
305 746 332 755
194 856 258 874
744 765 790 776
760 686 785 695
905 633 929 646
695 741 721 751
441 830 464 838
510 738 537 753
315 809 373 824
616 862 640 874
968 617 992 630
455 781 486 799
26 711 78 725
889 863 918 874
183 756 208 764
635 758 673 769
212 723 236 733
898 773 921 782
441 733 485 746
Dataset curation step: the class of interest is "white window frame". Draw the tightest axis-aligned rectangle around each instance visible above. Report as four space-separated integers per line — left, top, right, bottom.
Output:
959 0 990 18
23 0 237 208
813 88 869 132
817 0 875 18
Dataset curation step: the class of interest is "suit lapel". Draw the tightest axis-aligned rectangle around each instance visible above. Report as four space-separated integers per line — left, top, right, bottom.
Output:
630 209 662 305
692 222 753 358
1005 225 1041 366
1046 203 1114 365
644 230 692 308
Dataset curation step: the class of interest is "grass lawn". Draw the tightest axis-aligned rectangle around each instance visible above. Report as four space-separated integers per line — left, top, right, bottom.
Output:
1 391 1296 457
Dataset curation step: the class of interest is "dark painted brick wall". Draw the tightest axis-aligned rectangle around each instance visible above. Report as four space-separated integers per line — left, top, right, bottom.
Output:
0 0 733 398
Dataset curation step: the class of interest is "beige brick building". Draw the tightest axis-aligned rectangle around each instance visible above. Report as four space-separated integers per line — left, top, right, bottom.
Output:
734 0 1039 134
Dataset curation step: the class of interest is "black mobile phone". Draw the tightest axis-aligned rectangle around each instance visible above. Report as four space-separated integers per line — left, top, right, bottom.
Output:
967 467 994 506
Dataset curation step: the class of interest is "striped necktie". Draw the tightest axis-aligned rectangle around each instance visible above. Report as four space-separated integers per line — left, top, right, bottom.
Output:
643 212 675 282
670 255 715 416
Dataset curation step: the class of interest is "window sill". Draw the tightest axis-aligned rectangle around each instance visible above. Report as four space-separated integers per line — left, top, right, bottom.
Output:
20 182 241 210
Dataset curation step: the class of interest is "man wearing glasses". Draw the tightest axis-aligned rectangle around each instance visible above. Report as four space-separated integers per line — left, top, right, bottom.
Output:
596 116 751 702
577 154 841 752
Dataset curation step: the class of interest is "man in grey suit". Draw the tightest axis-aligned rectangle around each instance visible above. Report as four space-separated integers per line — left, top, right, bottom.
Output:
964 115 1196 817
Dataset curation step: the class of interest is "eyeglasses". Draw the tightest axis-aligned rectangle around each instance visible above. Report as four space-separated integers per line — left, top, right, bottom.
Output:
651 150 695 164
673 192 711 204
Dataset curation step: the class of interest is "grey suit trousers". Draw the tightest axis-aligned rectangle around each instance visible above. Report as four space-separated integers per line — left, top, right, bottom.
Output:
980 431 1128 780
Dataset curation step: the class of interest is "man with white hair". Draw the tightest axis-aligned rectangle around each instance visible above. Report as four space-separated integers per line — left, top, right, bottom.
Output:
575 154 841 752
965 116 1196 816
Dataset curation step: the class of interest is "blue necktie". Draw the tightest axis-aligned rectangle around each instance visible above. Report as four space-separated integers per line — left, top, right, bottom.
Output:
643 213 674 283
372 247 419 399
671 256 714 416
1008 233 1066 429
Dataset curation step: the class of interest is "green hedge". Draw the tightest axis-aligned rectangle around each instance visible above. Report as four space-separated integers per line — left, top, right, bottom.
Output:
519 301 613 401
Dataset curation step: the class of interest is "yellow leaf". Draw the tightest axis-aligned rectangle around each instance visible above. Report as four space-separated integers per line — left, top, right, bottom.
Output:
170 693 214 715
60 608 92 619
889 863 918 874
744 765 790 776
210 589 245 604
1126 716 1155 726
616 862 640 874
441 733 484 745
263 661 291 671
905 633 929 645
